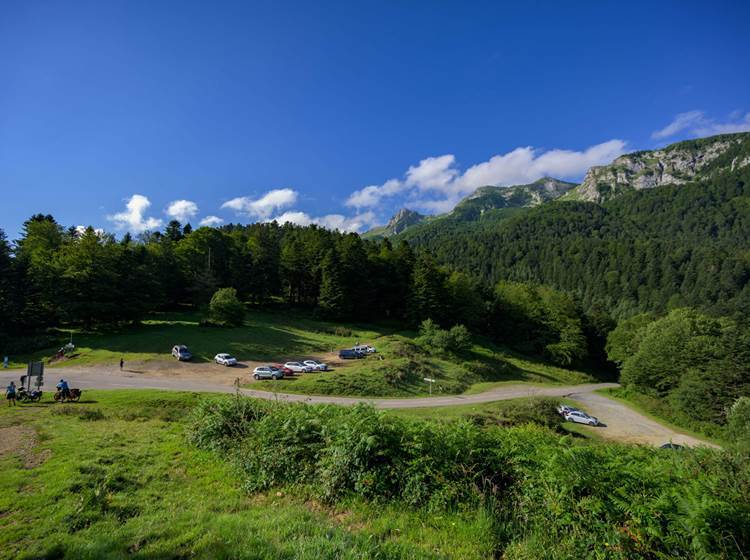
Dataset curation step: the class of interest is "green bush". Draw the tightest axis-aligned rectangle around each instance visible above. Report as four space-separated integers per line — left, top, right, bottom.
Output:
417 319 472 354
189 396 750 558
726 397 750 454
208 287 245 327
469 398 563 431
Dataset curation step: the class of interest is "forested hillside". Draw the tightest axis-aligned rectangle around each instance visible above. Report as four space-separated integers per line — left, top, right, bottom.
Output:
401 136 750 319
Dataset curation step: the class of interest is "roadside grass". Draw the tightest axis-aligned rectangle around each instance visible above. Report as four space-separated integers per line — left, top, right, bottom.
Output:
599 387 726 446
387 396 595 439
0 390 495 560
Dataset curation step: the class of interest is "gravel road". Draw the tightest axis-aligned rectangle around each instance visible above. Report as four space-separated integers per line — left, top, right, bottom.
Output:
0 363 717 448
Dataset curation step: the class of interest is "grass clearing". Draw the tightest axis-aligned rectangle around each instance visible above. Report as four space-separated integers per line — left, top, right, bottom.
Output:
0 390 496 559
7 309 595 398
4 309 383 368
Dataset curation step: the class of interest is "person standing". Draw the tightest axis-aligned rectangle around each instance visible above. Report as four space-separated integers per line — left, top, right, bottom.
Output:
119 358 124 371
6 381 16 406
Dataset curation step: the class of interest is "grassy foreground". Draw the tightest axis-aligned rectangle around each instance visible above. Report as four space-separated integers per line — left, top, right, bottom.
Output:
0 390 499 559
2 390 749 559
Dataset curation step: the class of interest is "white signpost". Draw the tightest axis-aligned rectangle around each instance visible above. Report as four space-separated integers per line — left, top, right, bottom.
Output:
423 377 436 396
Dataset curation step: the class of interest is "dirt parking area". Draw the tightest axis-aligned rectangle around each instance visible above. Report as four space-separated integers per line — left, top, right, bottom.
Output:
39 351 348 387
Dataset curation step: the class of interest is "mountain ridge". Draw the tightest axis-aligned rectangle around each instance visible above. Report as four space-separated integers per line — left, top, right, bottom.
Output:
364 132 750 239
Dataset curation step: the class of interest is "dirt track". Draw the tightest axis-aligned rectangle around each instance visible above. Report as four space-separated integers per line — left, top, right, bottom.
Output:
0 361 718 448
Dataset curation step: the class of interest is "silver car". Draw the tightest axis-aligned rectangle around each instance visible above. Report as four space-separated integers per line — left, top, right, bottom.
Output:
284 361 313 373
564 410 600 426
214 353 238 366
253 366 284 380
303 359 328 371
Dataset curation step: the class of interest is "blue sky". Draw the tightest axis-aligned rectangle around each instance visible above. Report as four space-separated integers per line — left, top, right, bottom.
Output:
1 0 749 237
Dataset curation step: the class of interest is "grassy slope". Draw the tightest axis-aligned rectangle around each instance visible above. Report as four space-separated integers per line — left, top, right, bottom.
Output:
0 390 495 560
7 310 594 398
5 310 381 368
255 335 592 397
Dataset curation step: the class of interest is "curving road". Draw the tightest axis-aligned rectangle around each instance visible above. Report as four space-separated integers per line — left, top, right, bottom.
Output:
0 366 717 448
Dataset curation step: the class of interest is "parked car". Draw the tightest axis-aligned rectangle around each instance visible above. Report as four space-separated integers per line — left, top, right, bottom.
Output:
352 344 376 354
303 359 328 371
338 349 363 360
564 410 600 426
284 361 313 373
172 345 192 361
253 366 284 380
556 404 578 416
214 353 238 366
273 364 295 376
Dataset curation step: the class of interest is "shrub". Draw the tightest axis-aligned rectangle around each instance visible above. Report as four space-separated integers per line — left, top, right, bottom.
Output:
208 287 245 327
378 359 424 386
417 319 472 354
188 396 269 451
726 397 750 454
189 396 750 558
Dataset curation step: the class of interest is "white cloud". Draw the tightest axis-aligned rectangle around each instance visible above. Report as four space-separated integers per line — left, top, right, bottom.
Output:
107 194 163 233
345 179 403 208
221 188 298 219
165 199 199 223
272 210 378 233
199 215 224 227
345 139 626 213
74 225 105 237
405 155 458 190
652 110 750 139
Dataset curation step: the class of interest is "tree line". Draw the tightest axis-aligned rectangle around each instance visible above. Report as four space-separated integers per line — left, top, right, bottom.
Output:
0 214 598 367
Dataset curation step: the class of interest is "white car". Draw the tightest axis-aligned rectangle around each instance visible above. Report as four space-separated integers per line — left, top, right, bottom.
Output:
284 361 313 373
253 366 284 380
303 360 328 371
564 410 600 426
352 345 376 354
214 353 238 366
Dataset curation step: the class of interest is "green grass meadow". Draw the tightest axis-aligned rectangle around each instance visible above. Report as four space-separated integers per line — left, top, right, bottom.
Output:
0 390 496 560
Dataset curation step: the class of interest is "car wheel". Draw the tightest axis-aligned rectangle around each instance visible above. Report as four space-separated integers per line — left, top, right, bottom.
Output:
253 374 259 380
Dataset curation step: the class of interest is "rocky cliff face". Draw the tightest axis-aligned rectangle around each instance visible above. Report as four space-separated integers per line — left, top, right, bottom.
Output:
452 177 577 220
383 208 425 235
572 133 750 203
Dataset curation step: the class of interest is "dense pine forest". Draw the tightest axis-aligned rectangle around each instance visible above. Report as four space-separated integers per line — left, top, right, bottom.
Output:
401 144 750 320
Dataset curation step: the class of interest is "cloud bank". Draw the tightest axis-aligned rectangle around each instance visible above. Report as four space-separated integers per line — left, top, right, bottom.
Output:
345 140 626 214
221 188 298 219
271 210 377 233
652 110 750 140
107 194 163 233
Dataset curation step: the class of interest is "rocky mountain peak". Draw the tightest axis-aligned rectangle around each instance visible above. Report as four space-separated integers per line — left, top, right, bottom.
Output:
572 132 750 203
385 208 425 235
